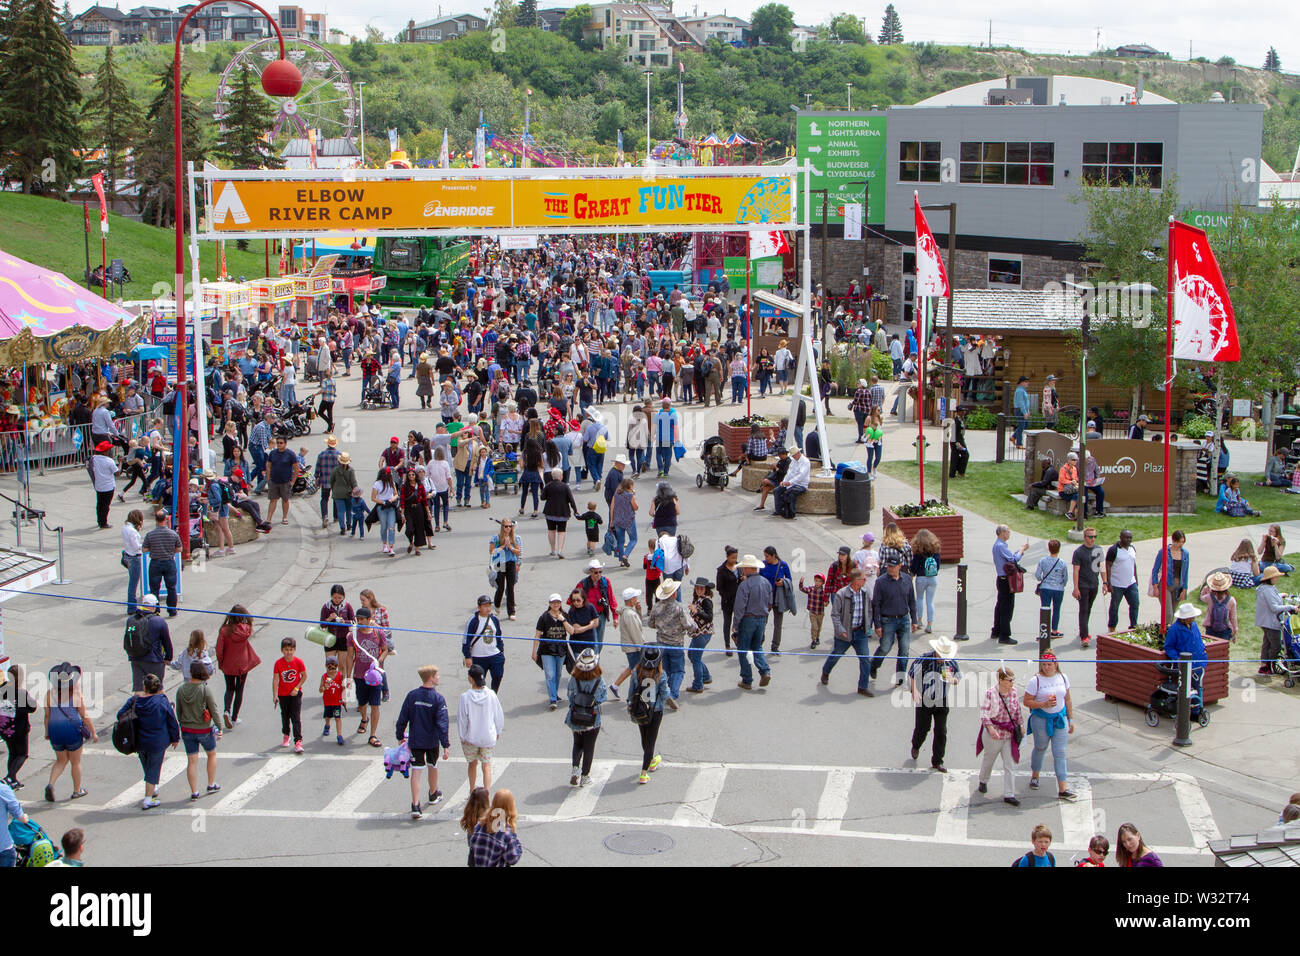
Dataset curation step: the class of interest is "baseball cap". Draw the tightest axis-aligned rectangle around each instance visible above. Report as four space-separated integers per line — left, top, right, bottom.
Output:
141 594 158 606
621 587 641 601
476 594 492 606
548 593 564 603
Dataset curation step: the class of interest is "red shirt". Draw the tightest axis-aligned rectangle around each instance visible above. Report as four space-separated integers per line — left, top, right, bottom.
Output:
274 656 305 696
321 670 344 706
644 554 662 582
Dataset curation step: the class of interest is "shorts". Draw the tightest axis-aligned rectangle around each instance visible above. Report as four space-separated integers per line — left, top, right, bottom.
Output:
410 748 440 768
355 682 382 708
137 748 165 785
546 519 567 532
49 732 83 754
267 481 293 501
182 730 216 755
461 742 494 763
323 704 343 719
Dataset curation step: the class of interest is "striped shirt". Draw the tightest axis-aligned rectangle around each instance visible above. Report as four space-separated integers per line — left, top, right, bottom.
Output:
141 526 182 561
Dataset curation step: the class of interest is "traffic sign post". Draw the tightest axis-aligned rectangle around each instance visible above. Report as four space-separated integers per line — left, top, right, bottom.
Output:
794 112 886 226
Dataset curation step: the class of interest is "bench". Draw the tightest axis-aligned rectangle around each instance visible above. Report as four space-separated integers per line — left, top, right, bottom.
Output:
203 511 260 546
1013 491 1071 516
738 461 835 515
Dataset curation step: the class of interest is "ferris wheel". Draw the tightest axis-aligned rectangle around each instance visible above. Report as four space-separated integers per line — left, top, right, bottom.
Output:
215 36 357 149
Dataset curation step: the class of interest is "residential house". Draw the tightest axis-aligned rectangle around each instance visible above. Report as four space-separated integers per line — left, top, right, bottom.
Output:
1115 43 1167 58
403 13 487 43
587 2 700 67
676 12 747 46
536 7 568 31
65 2 325 45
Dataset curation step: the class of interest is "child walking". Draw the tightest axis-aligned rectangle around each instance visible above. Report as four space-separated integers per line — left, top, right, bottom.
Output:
579 500 603 557
272 637 306 753
319 657 345 745
473 446 494 508
643 539 662 612
170 630 214 681
799 573 830 649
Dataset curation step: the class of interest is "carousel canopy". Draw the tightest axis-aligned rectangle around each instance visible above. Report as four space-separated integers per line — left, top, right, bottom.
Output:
725 132 755 146
697 133 724 147
0 248 146 366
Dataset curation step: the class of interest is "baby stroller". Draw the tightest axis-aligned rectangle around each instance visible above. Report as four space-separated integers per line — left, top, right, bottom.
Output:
360 377 393 410
188 495 210 561
8 817 62 867
696 435 730 490
1145 660 1209 728
292 471 319 497
1275 598 1300 687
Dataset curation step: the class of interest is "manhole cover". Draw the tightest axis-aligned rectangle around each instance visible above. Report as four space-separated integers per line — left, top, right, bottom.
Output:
603 830 675 856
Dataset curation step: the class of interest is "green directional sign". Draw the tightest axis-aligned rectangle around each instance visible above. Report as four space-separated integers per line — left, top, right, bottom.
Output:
795 112 887 226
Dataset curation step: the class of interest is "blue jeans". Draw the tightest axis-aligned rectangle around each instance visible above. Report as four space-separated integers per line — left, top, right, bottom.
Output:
655 446 673 475
585 448 604 485
455 469 472 504
736 616 770 684
250 445 266 490
821 626 872 690
1013 413 1028 446
376 505 397 546
663 646 686 699
731 375 746 403
648 371 660 395
1107 582 1140 630
688 632 712 690
148 557 179 615
914 575 937 626
125 552 142 616
0 847 15 868
1029 710 1069 782
333 498 350 532
478 479 492 504
593 616 608 654
387 382 400 408
541 653 565 704
612 523 637 561
1040 587 1064 631
432 491 449 525
872 615 912 679
630 448 648 472
1263 561 1295 575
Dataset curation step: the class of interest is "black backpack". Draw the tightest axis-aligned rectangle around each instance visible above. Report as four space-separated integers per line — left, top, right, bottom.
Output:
570 678 599 728
123 613 151 660
628 679 653 726
677 533 695 560
1012 851 1054 868
112 697 139 755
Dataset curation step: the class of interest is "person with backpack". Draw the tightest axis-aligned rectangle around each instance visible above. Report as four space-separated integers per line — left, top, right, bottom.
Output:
575 560 619 654
462 595 505 692
909 531 942 635
1012 824 1056 867
395 665 451 820
117 672 180 810
125 594 174 693
175 661 222 801
646 579 696 707
565 648 608 787
1034 539 1068 639
623 644 670 784
1198 572 1238 642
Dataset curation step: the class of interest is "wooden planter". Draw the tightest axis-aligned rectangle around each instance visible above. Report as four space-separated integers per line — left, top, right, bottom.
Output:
880 507 963 563
718 421 779 463
1094 633 1230 707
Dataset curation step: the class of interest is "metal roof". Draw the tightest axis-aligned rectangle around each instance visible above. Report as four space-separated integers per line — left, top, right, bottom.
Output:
1210 826 1300 866
280 138 360 158
948 289 1084 334
0 547 58 597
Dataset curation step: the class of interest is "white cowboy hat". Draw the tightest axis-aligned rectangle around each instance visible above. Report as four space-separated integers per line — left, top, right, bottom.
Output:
739 554 762 570
1175 603 1202 621
930 636 959 658
655 579 682 600
586 559 604 571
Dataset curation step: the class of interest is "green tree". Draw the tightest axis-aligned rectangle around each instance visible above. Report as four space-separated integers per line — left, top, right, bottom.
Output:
81 45 141 203
0 0 83 194
878 3 903 44
1264 47 1282 71
488 0 517 30
827 13 869 44
214 66 282 170
750 3 794 47
349 38 378 63
1072 175 1182 419
516 0 537 28
134 64 206 228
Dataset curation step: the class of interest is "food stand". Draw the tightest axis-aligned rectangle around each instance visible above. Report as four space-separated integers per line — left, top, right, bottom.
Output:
200 281 252 367
249 276 296 326
291 255 337 324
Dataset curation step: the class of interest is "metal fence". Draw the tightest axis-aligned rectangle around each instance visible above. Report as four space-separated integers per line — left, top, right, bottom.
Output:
0 411 150 477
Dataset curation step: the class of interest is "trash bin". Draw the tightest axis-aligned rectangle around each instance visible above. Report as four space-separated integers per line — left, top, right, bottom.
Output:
837 467 872 526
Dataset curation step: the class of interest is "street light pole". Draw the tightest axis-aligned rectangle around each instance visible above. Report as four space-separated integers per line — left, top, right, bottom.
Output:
643 69 654 164
921 201 957 506
809 188 828 352
171 0 300 558
847 82 853 110
356 80 366 167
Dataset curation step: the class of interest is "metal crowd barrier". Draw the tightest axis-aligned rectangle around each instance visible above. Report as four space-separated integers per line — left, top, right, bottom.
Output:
0 412 150 476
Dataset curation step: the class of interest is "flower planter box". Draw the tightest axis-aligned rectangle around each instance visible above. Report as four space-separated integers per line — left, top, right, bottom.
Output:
1094 633 1230 708
718 421 779 463
880 507 963 563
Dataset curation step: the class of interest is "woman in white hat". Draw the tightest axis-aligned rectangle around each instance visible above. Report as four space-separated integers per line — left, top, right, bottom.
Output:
645 579 696 709
1164 603 1209 680
564 648 608 787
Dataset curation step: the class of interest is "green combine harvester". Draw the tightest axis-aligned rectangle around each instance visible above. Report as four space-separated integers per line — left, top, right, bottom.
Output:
368 236 473 309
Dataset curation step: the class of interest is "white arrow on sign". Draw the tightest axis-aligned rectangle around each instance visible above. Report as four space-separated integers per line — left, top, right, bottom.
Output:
807 145 822 153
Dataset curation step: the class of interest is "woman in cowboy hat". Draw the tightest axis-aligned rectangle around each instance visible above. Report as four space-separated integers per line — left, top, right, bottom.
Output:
1255 566 1299 676
1164 604 1209 678
685 577 714 694
645 579 697 708
1198 571 1238 643
564 648 608 788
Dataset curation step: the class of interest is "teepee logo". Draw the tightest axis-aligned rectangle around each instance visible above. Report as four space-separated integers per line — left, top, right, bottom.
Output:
211 182 251 226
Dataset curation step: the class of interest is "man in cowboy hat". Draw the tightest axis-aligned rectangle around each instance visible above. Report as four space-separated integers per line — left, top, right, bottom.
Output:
908 635 961 773
732 554 773 690
313 435 341 529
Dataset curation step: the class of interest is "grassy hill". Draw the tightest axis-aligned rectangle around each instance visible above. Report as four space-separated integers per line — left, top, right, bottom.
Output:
0 191 273 296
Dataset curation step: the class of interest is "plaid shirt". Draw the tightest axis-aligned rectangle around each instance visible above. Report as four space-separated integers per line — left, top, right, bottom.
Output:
745 435 769 458
850 386 872 413
367 604 391 643
320 378 337 402
799 580 829 615
314 447 339 487
867 384 886 411
468 823 522 867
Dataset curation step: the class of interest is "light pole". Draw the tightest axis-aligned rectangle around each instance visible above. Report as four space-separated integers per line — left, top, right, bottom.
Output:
355 80 367 167
804 92 811 107
643 68 654 164
171 0 300 557
920 201 957 506
847 82 853 110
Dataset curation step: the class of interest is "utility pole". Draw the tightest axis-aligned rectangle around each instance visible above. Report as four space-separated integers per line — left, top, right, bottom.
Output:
921 201 957 506
987 20 991 48
809 188 829 352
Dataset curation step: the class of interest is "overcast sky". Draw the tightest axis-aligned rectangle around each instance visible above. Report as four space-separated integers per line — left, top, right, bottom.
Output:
325 1 1293 73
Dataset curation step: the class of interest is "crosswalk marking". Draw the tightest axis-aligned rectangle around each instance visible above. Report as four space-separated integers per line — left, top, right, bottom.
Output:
813 769 854 834
555 761 614 820
672 765 728 827
103 754 189 809
935 770 972 843
1059 776 1095 849
322 763 389 817
1171 773 1223 848
211 756 300 813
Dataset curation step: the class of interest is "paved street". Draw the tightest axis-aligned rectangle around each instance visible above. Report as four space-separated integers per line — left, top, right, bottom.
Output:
2 373 1295 866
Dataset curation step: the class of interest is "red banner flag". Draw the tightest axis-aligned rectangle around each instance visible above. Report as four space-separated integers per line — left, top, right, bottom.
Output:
1170 219 1239 362
91 172 109 236
913 192 948 298
748 230 789 259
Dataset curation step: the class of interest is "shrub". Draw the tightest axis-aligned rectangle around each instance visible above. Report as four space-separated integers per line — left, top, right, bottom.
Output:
830 348 890 395
889 500 958 518
964 407 996 430
1231 418 1260 440
1181 414 1216 438
1051 414 1078 435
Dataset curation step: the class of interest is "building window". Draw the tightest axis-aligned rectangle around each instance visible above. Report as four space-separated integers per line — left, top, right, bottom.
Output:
1081 142 1163 187
959 141 1054 186
898 141 941 183
988 255 1023 288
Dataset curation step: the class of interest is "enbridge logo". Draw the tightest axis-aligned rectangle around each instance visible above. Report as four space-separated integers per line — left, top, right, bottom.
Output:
422 200 495 218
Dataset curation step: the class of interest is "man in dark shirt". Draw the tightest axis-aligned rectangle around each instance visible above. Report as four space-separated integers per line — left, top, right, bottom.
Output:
755 447 790 512
949 407 969 478
870 555 917 686
908 636 961 772
1071 527 1102 647
514 379 538 414
265 435 299 525
1025 459 1060 511
126 593 174 691
434 349 457 382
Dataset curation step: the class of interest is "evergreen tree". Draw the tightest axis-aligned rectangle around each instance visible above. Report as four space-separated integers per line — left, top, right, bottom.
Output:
81 45 142 202
1264 47 1281 72
516 0 537 28
215 66 283 170
877 3 903 44
134 63 206 228
0 0 83 194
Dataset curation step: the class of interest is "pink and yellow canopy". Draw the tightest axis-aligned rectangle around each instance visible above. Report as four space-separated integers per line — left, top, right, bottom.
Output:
0 248 146 366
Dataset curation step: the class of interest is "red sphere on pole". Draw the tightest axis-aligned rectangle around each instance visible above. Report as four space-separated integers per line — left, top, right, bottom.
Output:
261 58 303 98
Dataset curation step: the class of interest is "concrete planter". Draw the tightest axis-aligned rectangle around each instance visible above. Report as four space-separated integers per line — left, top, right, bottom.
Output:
1094 632 1230 707
880 507 963 563
718 421 779 462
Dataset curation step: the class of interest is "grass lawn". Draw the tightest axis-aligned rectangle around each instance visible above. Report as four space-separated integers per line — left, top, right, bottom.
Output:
1183 553 1300 678
1 192 272 297
877 460 1300 542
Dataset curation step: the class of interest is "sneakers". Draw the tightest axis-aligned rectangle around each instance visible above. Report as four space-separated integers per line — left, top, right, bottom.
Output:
998 637 1018 645
142 796 161 810
428 790 443 806
281 735 291 747
207 783 221 794
1029 778 1040 790
570 768 580 786
910 746 920 760
978 782 988 794
638 772 650 784
191 791 202 801
294 741 304 754
580 775 592 787
648 754 662 772
1058 789 1078 801
549 701 558 711
1004 796 1021 806
666 697 679 711
820 673 829 685
337 734 345 746
411 803 423 819
322 723 331 738
223 712 233 730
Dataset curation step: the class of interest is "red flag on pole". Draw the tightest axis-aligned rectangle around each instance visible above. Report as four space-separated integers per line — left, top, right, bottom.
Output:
748 230 789 259
1170 220 1240 363
91 172 109 235
913 192 948 297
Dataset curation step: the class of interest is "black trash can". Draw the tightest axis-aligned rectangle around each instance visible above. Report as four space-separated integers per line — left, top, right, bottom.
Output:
838 469 872 526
